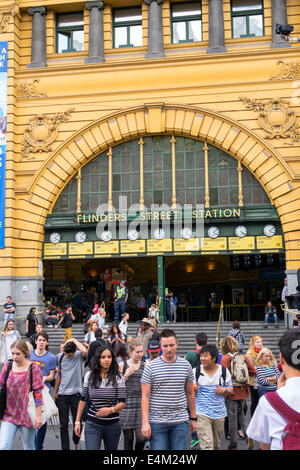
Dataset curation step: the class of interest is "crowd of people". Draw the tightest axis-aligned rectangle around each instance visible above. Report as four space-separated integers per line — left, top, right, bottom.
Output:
0 287 299 451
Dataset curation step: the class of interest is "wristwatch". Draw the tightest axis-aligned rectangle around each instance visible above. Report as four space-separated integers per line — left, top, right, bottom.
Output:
190 417 197 421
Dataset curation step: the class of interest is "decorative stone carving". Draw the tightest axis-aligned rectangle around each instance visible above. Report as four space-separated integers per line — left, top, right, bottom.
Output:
240 96 299 144
16 79 47 99
270 60 300 80
0 5 19 33
21 108 75 160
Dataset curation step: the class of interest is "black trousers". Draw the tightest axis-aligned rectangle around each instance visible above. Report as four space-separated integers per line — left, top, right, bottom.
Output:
57 394 81 450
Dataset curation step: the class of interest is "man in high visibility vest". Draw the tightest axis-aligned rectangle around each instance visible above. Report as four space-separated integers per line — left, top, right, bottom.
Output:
114 280 128 323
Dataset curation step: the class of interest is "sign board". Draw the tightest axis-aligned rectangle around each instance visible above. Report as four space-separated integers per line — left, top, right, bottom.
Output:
0 42 7 249
229 237 255 251
94 241 119 255
69 242 93 256
174 238 200 252
44 243 67 258
121 240 146 254
147 239 173 252
201 237 227 251
256 235 283 250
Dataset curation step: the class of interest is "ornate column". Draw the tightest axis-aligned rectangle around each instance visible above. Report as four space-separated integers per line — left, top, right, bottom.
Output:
85 1 105 63
237 161 244 207
207 0 226 54
27 6 47 68
271 0 291 49
145 0 164 58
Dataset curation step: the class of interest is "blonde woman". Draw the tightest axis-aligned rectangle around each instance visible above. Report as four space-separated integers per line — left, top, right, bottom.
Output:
256 347 281 398
83 321 98 348
246 336 263 417
0 319 21 366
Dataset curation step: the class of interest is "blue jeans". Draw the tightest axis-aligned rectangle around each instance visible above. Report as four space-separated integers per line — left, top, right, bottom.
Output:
0 421 36 450
35 422 47 450
3 313 15 328
264 313 278 324
114 300 126 322
150 421 189 450
84 420 121 450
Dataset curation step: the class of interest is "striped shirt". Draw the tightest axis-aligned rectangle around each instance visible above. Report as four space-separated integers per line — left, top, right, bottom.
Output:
80 371 126 424
193 365 232 419
141 356 194 424
256 362 281 391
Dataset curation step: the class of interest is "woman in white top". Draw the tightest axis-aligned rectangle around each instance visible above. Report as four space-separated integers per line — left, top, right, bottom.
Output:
0 319 21 366
84 321 98 348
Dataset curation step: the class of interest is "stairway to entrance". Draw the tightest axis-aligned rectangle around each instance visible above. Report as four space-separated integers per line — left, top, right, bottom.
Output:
41 321 285 360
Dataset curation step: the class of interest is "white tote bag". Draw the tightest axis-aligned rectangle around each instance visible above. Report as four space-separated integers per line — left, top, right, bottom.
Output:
27 364 58 426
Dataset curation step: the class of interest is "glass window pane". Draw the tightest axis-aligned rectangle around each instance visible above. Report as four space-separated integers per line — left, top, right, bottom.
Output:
232 0 262 12
233 16 247 38
57 32 69 53
172 3 201 17
115 27 128 47
249 15 263 36
58 13 84 27
72 30 84 51
114 8 142 22
130 25 143 46
189 20 202 41
173 22 187 43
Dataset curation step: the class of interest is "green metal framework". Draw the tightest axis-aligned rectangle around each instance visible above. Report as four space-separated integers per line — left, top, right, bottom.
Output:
52 136 272 214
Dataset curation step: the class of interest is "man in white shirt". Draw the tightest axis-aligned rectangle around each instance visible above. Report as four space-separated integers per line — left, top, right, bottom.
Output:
246 329 300 450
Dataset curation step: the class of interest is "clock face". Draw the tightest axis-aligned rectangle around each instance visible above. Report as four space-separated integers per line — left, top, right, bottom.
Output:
101 230 112 242
207 226 220 239
235 225 247 238
154 228 166 240
128 229 139 241
181 227 192 240
263 224 276 237
49 232 61 244
75 231 87 243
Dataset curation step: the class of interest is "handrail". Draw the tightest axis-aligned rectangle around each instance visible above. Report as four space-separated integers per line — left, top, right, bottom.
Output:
216 300 224 347
280 303 298 316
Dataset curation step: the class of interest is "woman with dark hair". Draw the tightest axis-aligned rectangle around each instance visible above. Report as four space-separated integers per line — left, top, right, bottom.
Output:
74 345 126 450
25 307 38 338
115 342 129 366
107 324 125 354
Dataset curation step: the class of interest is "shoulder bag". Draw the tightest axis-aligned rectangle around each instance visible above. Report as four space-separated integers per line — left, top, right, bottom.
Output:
27 363 58 426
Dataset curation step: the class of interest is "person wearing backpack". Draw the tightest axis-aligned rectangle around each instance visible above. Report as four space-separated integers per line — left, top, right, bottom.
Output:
220 336 256 450
193 344 233 450
228 321 245 354
247 329 300 450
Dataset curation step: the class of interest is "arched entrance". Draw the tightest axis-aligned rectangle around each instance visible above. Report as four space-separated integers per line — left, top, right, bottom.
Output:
38 104 290 322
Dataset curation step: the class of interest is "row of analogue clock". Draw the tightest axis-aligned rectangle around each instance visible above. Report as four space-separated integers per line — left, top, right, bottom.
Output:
49 224 276 244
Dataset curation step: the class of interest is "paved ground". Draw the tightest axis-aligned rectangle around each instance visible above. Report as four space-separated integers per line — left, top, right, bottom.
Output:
11 399 259 451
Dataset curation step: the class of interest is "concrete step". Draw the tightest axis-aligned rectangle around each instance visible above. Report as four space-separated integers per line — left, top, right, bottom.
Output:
35 321 286 360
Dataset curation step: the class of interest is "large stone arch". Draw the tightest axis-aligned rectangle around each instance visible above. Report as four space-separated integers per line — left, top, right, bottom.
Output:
26 103 299 269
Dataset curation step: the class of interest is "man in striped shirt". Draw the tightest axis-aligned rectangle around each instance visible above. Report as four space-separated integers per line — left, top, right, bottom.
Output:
193 344 233 450
141 329 197 450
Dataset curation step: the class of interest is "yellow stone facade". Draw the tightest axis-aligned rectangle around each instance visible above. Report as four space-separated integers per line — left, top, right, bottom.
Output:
1 0 300 315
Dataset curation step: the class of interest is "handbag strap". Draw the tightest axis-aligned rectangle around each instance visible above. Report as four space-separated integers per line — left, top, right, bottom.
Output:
265 391 300 423
2 360 13 387
29 363 40 393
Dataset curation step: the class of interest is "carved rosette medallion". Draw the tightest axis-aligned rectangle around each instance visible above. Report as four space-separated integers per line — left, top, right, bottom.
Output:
240 97 299 144
21 108 75 160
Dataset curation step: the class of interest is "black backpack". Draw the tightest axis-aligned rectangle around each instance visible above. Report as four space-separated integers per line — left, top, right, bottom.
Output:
195 360 227 387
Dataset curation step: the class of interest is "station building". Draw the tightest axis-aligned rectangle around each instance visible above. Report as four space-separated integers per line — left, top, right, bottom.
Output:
0 0 300 327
